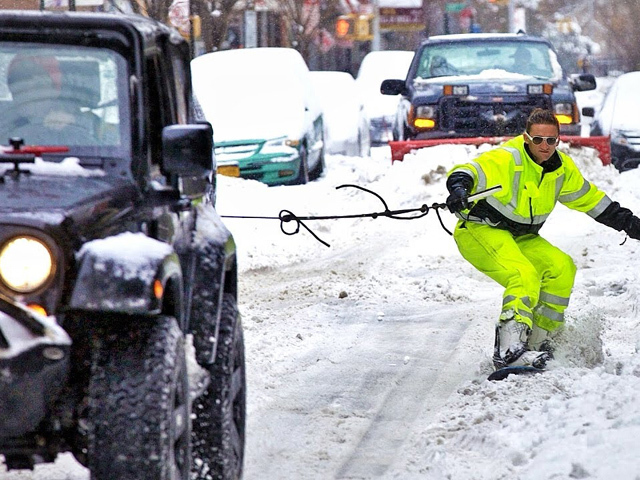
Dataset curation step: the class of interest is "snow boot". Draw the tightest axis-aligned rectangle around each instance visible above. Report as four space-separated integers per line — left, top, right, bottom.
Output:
507 350 551 369
493 320 552 370
528 323 555 355
493 319 529 369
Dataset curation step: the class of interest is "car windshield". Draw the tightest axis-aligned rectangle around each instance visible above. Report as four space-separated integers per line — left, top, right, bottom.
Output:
0 42 130 160
415 40 555 80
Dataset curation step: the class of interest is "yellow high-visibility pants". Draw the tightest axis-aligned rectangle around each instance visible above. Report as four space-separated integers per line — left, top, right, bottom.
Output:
453 221 576 332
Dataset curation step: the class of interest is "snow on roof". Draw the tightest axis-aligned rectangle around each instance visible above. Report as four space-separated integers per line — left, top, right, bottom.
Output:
428 32 545 42
355 50 414 118
380 0 421 6
342 0 421 12
191 48 316 141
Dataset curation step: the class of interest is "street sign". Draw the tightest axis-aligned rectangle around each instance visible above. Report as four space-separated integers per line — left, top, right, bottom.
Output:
168 0 190 37
44 0 103 6
445 2 467 13
379 7 423 32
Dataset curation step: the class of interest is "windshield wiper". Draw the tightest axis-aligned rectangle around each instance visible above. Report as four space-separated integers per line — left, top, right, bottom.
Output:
0 137 70 179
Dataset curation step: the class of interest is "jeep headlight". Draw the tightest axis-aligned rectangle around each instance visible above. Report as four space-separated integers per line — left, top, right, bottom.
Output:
0 237 54 293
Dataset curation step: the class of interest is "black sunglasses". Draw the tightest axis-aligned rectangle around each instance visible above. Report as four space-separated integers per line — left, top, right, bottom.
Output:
525 132 558 146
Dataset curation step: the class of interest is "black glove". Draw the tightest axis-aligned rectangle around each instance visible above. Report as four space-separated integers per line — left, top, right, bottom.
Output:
446 187 469 213
625 216 640 240
446 171 474 213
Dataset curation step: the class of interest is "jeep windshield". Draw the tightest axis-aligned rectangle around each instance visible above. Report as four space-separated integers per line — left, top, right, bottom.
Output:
414 40 560 81
0 43 130 164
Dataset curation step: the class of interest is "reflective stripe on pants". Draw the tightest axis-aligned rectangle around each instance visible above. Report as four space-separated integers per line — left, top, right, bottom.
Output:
453 222 576 332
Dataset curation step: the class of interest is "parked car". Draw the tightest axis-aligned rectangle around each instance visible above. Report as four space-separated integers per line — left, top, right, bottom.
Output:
310 70 370 157
0 10 245 480
191 47 325 186
585 71 640 171
381 33 596 141
354 50 414 146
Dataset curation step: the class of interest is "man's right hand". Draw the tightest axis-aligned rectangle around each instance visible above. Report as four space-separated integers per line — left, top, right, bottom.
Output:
446 187 469 213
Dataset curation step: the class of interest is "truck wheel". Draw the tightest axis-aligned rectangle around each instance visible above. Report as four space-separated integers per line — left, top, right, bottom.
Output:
192 294 246 480
295 145 309 184
88 316 191 480
311 147 325 180
403 124 413 141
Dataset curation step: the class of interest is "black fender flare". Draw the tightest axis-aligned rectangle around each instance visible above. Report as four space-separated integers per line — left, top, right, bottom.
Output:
69 233 183 318
187 203 237 365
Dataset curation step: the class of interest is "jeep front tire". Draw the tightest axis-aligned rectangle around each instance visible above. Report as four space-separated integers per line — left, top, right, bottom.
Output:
88 315 191 480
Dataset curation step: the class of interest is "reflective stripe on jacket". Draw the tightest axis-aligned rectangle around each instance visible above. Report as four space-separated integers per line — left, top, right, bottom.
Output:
448 135 612 236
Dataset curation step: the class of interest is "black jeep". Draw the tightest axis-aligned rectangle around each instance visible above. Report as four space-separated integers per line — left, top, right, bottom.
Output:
381 33 597 140
0 11 245 480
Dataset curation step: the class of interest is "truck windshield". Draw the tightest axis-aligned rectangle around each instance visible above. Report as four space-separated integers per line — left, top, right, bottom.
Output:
415 41 555 80
0 43 130 158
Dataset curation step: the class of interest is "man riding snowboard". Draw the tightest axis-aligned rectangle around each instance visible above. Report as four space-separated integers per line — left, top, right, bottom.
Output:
446 108 640 370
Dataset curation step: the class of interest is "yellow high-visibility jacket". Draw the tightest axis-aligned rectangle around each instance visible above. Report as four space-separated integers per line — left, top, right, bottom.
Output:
448 135 612 236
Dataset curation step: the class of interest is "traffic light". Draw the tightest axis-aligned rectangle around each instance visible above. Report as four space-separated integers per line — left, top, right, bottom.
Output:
191 15 201 38
335 14 373 41
355 14 373 41
336 14 355 40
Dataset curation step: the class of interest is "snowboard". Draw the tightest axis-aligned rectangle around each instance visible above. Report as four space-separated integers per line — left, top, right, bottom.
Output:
488 365 544 381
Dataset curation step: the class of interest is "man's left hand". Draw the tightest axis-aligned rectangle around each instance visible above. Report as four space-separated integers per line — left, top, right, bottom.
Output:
625 217 640 240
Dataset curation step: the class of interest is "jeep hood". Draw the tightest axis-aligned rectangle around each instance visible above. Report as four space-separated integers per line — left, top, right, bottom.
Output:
0 174 136 231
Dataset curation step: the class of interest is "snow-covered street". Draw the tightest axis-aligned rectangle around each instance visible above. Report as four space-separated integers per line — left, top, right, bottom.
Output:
227 144 640 480
4 143 640 479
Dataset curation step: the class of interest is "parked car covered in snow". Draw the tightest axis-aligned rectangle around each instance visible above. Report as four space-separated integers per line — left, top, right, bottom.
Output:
355 50 414 146
310 70 370 157
191 47 325 186
585 71 640 171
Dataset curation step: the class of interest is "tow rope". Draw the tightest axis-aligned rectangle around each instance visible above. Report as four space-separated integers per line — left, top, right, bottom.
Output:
221 184 501 247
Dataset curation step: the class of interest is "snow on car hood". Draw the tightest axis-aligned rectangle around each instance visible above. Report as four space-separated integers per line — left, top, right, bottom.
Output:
415 69 545 86
193 64 308 142
202 90 306 142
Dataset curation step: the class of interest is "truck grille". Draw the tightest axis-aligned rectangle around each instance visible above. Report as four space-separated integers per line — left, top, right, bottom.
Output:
440 96 552 136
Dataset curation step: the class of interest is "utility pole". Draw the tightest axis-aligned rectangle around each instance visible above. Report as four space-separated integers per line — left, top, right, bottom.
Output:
372 0 381 51
244 1 257 48
507 0 514 32
188 0 195 59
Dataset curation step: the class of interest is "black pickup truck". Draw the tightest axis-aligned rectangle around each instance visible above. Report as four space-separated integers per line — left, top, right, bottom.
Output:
381 32 596 140
0 11 244 480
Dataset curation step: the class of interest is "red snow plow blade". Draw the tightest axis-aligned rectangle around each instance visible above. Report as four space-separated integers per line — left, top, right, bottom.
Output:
389 136 611 166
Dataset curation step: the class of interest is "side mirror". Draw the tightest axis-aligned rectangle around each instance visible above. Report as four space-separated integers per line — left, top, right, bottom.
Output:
581 106 595 117
569 73 596 92
380 79 407 96
162 123 213 178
